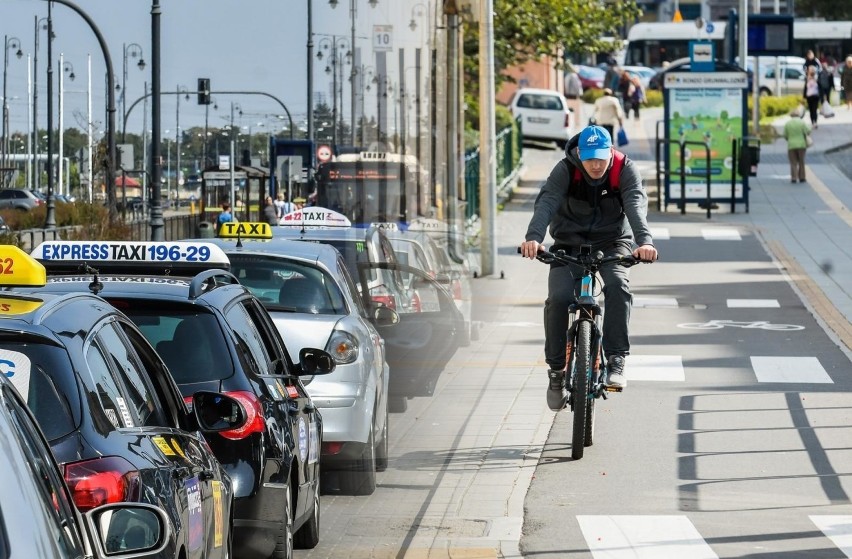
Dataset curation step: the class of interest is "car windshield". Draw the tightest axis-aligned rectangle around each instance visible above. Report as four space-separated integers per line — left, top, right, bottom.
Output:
315 239 378 283
0 339 78 441
515 93 563 110
117 307 234 384
228 254 347 315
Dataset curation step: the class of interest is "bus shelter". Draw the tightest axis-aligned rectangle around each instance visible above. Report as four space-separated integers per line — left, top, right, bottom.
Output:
201 164 270 222
658 59 751 213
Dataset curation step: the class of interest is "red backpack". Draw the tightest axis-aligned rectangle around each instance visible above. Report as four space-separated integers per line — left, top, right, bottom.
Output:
570 148 627 191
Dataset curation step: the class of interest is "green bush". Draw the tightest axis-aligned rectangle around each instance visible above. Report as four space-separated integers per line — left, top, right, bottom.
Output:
747 94 802 120
582 88 606 104
643 89 663 107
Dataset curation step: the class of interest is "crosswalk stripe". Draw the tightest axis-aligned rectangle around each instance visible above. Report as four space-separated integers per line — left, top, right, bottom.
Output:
727 299 780 308
577 515 718 558
702 228 742 240
628 355 685 381
810 516 852 557
751 356 833 383
649 227 670 240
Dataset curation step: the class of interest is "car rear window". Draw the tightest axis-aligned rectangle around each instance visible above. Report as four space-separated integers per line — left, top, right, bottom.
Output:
0 341 78 441
118 307 234 384
516 93 563 110
318 239 378 283
229 255 347 315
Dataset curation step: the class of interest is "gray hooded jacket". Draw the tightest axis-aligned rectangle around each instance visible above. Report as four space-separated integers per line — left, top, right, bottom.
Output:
524 134 653 250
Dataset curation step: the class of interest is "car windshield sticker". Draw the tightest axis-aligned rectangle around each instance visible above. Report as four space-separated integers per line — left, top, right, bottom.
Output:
0 349 31 401
212 481 224 548
308 419 319 464
298 416 308 462
152 436 177 456
185 477 203 551
171 438 186 459
286 385 299 399
115 396 134 428
266 381 280 400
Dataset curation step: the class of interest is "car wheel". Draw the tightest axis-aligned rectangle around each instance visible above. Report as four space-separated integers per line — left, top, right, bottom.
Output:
759 87 772 97
388 395 408 413
375 404 389 472
273 483 294 559
338 428 377 495
293 476 320 549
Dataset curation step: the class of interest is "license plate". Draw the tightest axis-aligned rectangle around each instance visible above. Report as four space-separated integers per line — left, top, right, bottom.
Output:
527 117 550 124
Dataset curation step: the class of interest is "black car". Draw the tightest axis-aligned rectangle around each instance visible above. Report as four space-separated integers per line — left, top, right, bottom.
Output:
0 245 244 559
31 240 336 559
0 373 175 559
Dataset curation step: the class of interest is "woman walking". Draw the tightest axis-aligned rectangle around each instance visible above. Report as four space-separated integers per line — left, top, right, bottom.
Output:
842 56 852 111
783 106 811 183
804 67 821 128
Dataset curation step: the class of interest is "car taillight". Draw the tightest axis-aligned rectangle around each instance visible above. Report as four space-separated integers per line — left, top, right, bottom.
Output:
370 285 397 310
411 290 423 313
323 442 344 455
64 456 140 512
451 279 463 300
219 390 265 440
564 113 571 127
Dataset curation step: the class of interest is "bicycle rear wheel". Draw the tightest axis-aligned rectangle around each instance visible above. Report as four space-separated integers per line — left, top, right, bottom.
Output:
571 320 592 460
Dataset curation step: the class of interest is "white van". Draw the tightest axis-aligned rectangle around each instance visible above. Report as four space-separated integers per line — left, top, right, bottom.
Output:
509 88 574 148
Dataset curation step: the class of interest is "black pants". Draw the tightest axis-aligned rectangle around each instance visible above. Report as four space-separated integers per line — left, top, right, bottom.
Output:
805 95 819 125
544 244 633 370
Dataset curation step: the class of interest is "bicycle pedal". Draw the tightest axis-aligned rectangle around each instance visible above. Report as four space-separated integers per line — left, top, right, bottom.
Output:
604 385 623 393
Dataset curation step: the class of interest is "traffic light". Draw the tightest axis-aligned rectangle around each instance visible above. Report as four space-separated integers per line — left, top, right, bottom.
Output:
197 78 211 105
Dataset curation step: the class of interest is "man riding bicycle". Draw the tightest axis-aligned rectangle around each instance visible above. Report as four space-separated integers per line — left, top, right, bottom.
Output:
520 125 658 411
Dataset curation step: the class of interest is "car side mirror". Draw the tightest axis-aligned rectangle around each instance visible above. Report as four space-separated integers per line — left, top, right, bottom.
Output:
298 348 336 376
192 392 247 432
87 503 170 556
373 305 399 326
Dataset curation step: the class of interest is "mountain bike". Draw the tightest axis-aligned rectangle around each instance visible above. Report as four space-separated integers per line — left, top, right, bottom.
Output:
523 245 645 460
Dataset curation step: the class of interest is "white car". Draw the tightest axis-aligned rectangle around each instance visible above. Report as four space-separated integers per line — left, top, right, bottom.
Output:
509 87 574 148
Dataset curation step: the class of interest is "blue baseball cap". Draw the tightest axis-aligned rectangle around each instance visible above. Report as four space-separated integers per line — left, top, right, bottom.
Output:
578 125 613 161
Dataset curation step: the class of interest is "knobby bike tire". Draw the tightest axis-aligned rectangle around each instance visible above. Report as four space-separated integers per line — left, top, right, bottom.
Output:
584 336 602 448
571 320 592 460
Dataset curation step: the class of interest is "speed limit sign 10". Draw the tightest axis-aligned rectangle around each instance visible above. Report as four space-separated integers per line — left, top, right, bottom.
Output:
373 25 392 52
316 144 333 163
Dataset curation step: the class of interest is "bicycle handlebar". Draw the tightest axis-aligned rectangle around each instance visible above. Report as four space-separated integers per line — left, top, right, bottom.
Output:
516 246 652 269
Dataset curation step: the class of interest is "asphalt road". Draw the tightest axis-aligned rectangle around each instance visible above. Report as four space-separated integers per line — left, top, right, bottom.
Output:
292 145 852 559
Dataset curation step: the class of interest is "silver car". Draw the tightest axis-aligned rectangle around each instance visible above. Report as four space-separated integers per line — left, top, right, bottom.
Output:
206 236 393 495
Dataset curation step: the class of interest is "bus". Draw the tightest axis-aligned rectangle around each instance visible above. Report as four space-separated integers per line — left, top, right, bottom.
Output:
314 151 432 229
625 20 852 69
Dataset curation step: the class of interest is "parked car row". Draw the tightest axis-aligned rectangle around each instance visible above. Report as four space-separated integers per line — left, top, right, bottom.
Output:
0 210 471 557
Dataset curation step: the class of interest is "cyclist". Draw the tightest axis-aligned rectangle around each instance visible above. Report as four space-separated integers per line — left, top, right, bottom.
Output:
520 125 658 410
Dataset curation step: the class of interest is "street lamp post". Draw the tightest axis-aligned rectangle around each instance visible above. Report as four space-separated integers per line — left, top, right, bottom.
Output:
58 56 74 198
119 43 145 141
150 0 163 241
175 84 189 209
357 64 374 146
33 17 48 193
317 35 349 148
329 0 377 146
2 35 23 188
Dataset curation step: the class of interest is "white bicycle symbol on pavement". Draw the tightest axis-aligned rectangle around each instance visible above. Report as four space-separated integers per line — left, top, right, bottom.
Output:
677 320 805 331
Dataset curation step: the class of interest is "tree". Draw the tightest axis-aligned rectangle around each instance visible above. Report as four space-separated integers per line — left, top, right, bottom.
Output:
464 0 641 127
793 1 852 20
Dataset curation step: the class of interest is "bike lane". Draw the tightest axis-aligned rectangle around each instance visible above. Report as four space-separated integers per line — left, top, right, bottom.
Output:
518 127 852 556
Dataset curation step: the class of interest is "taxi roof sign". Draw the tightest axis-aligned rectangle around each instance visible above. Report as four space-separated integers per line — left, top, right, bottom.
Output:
0 246 47 287
218 222 273 239
279 207 352 228
31 241 231 275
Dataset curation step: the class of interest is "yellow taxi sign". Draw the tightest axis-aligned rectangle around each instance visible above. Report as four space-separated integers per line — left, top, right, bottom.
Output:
0 297 45 316
0 245 47 287
218 222 273 239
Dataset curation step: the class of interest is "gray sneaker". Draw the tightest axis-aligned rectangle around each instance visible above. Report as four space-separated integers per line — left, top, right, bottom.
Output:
546 369 567 411
606 355 627 388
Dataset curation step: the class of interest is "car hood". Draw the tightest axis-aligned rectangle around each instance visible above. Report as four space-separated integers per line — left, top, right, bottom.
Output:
270 312 343 361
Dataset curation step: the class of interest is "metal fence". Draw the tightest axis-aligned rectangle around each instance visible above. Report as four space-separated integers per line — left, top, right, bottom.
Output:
463 121 524 219
15 213 208 251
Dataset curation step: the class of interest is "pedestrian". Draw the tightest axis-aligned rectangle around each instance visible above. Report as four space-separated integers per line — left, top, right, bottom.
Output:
617 70 633 112
591 88 625 140
216 202 235 231
627 75 644 120
803 66 820 128
803 49 821 75
563 64 584 120
262 196 279 225
841 56 852 111
520 124 658 407
783 106 811 184
817 65 833 106
604 58 621 93
275 192 293 218
293 197 306 211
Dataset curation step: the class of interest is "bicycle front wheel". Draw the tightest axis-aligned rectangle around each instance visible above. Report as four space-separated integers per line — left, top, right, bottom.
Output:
571 320 592 460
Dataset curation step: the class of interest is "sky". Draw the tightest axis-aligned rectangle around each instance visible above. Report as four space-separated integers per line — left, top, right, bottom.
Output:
1 0 434 142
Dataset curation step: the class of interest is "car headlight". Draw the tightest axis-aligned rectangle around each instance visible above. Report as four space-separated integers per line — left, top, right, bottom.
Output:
326 330 359 364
